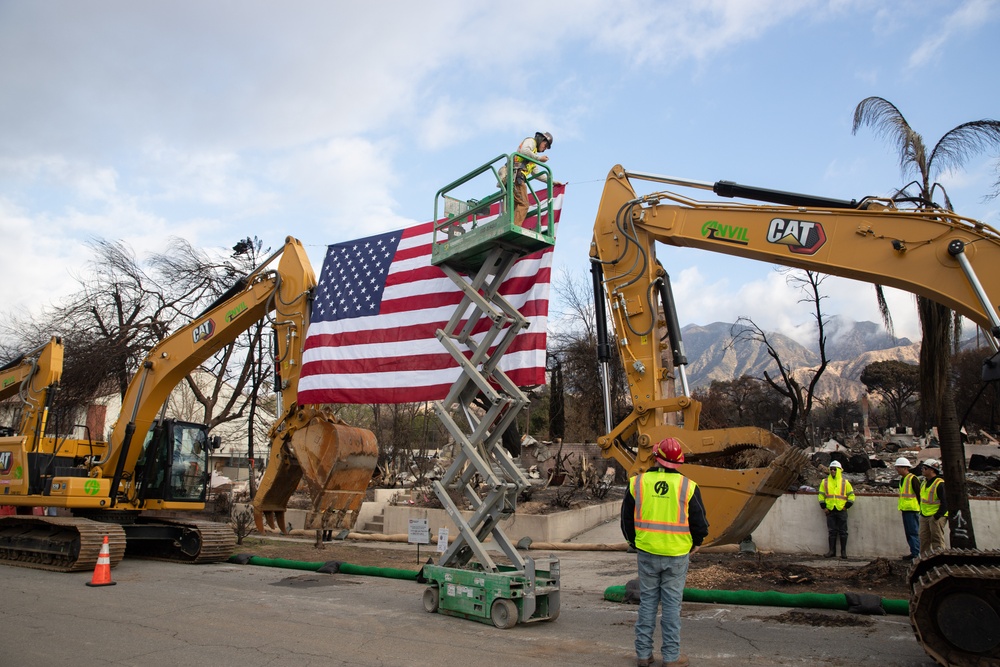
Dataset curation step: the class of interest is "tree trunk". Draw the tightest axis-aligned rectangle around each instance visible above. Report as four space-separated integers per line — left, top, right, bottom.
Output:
938 391 976 548
919 298 976 549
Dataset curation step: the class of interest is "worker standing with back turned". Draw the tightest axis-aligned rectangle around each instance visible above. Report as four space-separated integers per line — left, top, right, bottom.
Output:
621 437 709 667
818 460 855 559
894 457 921 560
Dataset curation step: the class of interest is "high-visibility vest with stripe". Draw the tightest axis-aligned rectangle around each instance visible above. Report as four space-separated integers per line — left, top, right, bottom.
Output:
818 472 854 511
898 473 920 512
920 477 948 517
630 470 695 556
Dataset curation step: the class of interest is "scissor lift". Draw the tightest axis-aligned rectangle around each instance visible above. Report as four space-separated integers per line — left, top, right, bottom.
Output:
419 154 560 628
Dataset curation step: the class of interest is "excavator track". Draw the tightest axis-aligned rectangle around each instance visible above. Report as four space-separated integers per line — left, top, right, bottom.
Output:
909 549 1000 667
125 517 236 564
0 516 126 573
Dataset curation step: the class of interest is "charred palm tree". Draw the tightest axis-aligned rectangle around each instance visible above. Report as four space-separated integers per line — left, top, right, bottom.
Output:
853 96 1000 549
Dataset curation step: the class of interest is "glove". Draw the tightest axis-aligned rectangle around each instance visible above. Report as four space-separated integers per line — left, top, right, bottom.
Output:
845 502 853 509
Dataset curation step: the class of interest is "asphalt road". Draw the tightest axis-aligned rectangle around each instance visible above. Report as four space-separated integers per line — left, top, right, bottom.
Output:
1 551 937 667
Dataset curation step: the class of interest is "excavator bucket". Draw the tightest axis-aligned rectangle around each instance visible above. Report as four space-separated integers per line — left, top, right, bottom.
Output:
681 445 809 546
253 407 377 534
628 425 808 546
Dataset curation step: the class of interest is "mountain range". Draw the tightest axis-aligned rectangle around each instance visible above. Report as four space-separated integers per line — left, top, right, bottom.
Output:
681 317 918 402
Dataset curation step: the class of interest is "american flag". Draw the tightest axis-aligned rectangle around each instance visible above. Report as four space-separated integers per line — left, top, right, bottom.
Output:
297 185 564 404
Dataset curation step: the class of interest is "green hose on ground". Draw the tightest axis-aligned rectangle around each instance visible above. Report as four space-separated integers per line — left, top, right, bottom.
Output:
229 555 420 581
228 556 908 615
603 584 909 615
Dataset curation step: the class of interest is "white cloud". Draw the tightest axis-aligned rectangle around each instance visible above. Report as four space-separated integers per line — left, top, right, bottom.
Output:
907 0 998 70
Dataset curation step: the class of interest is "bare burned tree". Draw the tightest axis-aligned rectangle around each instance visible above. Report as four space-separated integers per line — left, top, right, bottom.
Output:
731 269 831 447
550 271 629 442
1 236 278 448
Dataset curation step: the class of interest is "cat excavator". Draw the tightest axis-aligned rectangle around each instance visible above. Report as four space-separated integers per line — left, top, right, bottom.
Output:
0 237 377 571
590 165 1000 667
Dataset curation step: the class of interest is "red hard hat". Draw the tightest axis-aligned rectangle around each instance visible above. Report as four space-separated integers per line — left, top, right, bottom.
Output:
652 437 684 469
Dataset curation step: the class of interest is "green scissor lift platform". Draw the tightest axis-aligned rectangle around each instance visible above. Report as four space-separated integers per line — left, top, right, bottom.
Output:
420 154 560 628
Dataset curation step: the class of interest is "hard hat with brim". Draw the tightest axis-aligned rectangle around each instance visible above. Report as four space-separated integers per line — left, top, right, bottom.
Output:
894 457 912 468
829 460 843 469
923 458 941 471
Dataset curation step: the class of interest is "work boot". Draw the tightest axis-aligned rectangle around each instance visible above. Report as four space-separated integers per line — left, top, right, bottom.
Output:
839 535 848 560
636 657 653 667
824 536 837 558
664 655 690 667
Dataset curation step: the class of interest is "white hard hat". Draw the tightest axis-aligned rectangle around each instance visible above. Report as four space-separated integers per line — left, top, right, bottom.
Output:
894 457 912 468
923 458 941 471
829 460 842 469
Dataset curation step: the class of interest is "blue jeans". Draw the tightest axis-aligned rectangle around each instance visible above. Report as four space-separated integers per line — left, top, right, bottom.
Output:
635 549 689 662
902 510 920 557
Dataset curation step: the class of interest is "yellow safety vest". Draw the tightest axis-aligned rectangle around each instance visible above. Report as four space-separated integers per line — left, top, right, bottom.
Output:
920 477 947 517
515 137 540 178
818 471 854 511
898 473 919 512
631 470 695 556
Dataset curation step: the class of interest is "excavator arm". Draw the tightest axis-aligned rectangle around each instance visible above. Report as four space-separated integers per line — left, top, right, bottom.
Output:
590 166 1000 546
0 336 63 447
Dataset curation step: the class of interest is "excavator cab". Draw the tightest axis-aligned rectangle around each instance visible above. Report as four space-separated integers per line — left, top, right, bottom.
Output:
134 420 210 503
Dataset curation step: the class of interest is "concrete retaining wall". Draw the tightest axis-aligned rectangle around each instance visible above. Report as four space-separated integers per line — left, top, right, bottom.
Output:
753 493 1000 557
382 501 620 544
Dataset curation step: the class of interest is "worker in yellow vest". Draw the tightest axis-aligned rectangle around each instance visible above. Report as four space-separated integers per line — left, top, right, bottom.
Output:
918 458 948 556
894 457 920 560
621 437 709 667
818 460 855 559
511 131 553 227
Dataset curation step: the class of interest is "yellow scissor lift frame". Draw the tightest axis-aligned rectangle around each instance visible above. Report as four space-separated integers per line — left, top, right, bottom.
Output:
420 154 560 629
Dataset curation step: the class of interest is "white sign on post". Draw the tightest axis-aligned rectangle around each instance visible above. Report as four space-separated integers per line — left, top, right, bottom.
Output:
408 518 430 545
436 527 449 553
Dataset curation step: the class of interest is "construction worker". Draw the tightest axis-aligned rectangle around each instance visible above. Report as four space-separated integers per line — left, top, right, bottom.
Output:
895 457 921 560
621 437 709 667
818 460 854 559
918 458 948 556
511 131 553 227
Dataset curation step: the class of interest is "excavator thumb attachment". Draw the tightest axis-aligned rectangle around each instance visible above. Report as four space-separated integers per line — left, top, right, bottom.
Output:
253 407 377 534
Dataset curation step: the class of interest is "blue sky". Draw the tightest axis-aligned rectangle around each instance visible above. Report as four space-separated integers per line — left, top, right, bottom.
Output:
2 0 998 347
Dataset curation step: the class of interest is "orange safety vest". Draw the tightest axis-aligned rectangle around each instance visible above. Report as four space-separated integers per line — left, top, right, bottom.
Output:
818 471 854 511
631 470 695 556
920 477 947 517
898 473 919 512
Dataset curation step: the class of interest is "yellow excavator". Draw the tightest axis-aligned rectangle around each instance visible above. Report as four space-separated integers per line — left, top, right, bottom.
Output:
0 237 377 571
0 336 65 446
590 165 1000 667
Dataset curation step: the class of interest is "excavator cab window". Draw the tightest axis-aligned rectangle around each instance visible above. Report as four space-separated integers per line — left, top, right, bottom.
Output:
134 420 209 503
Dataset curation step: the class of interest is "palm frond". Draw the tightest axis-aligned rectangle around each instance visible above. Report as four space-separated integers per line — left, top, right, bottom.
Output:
929 120 1000 177
852 96 922 176
874 285 895 339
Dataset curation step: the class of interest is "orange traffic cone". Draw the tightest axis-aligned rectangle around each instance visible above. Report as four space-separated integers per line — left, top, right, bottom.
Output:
86 535 116 587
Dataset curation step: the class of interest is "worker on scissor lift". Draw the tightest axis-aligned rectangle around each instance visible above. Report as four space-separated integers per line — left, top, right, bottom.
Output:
510 131 554 227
